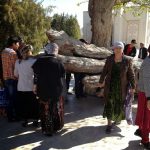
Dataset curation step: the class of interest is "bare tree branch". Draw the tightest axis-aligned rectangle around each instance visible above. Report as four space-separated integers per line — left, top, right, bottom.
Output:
77 0 88 6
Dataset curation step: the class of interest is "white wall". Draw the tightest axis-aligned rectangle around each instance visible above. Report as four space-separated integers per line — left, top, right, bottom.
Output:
83 11 92 43
113 9 148 48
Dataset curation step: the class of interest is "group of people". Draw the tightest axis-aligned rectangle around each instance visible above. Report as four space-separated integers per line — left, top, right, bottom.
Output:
0 35 150 148
97 40 150 149
124 39 148 59
0 36 65 136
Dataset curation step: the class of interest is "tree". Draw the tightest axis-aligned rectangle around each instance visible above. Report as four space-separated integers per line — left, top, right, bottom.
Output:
0 0 51 53
51 13 81 39
87 0 150 48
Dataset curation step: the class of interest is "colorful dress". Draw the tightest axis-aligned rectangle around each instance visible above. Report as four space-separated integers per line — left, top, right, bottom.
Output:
103 62 125 123
40 97 64 134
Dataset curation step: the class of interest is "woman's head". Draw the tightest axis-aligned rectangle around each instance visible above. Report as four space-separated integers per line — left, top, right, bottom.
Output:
44 43 59 56
112 41 124 55
20 45 33 59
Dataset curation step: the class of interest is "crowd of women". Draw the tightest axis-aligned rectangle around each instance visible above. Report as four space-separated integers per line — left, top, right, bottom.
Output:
0 36 65 136
0 35 150 149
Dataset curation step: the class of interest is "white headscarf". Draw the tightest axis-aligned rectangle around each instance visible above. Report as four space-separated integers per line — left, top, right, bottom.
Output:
44 43 59 55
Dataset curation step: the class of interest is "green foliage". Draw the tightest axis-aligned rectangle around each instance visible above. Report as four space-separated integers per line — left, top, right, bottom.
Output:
114 0 150 10
0 0 51 54
51 13 81 39
113 0 150 17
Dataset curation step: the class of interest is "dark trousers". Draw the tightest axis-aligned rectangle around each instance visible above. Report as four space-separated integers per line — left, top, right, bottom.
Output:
74 73 86 97
65 73 71 91
4 79 17 120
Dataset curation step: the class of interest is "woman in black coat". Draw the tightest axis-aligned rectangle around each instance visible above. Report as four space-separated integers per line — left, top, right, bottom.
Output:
32 43 65 136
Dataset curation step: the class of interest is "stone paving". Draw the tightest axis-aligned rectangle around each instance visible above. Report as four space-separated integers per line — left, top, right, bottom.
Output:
0 94 145 150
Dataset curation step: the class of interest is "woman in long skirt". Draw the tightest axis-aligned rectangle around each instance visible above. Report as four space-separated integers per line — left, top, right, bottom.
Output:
32 42 65 136
97 41 135 134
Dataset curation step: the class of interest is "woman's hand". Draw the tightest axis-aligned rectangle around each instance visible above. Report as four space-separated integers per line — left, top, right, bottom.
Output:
147 100 150 110
95 82 105 88
33 84 37 95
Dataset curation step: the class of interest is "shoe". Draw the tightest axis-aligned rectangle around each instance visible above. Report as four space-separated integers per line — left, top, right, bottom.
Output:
105 125 112 134
22 121 28 127
134 129 141 137
42 131 53 136
140 141 150 149
32 120 39 127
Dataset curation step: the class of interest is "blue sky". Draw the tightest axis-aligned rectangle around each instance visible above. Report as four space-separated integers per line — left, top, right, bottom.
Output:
41 0 88 28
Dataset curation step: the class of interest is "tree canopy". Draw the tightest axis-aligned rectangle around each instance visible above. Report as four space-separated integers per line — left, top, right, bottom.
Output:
51 13 81 39
0 0 51 54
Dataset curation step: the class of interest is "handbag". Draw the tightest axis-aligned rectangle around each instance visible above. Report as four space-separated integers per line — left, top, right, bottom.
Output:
124 87 133 125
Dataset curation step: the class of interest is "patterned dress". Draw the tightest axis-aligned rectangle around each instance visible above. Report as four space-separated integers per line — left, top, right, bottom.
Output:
103 62 125 123
40 96 64 135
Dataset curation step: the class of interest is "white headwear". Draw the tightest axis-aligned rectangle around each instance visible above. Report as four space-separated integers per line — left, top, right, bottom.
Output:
44 43 59 55
112 41 124 50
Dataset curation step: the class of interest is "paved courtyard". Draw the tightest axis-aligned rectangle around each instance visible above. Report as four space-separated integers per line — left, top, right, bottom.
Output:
0 93 145 150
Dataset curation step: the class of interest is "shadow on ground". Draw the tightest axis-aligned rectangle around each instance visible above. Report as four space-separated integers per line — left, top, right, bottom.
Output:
121 140 143 150
0 94 139 150
0 123 123 150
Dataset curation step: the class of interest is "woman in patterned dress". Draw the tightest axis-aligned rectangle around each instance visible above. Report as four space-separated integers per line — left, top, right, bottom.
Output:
97 41 135 134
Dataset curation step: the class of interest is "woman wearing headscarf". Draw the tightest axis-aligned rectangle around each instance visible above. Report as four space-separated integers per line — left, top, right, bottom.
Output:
14 45 39 127
134 45 150 149
32 43 65 136
97 41 135 134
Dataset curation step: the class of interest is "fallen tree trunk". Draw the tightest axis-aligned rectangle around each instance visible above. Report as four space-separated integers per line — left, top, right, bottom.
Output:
46 30 112 59
83 75 104 97
46 30 82 56
57 55 142 74
74 44 112 59
57 55 105 74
